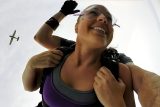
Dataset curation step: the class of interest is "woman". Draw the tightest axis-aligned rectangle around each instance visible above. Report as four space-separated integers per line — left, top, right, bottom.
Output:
34 0 133 64
23 3 136 107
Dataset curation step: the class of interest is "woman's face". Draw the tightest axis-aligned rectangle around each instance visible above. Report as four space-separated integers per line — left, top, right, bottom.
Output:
76 5 113 48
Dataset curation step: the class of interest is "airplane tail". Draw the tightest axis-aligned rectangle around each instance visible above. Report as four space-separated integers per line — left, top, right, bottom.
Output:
17 37 19 41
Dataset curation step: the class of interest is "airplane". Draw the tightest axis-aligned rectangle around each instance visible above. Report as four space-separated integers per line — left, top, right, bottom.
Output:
9 30 19 45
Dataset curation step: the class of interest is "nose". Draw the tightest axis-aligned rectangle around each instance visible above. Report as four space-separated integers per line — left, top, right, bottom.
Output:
97 14 107 24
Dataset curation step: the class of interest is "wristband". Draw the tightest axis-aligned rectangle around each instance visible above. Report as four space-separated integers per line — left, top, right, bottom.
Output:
45 17 59 30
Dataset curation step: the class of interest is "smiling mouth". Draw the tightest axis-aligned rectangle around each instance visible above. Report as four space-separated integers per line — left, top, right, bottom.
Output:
91 27 106 35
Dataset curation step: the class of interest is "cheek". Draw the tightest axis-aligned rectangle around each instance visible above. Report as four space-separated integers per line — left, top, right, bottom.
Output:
77 24 83 33
106 26 113 44
107 31 113 45
107 25 113 36
78 21 89 33
108 24 113 31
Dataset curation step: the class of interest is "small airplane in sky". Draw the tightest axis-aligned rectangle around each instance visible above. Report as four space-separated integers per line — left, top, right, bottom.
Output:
9 30 19 45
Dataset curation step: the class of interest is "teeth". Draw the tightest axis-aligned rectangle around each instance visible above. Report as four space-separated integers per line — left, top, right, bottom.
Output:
93 27 105 34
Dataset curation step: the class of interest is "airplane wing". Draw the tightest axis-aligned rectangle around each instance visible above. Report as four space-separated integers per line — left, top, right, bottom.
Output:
13 30 16 36
9 37 14 45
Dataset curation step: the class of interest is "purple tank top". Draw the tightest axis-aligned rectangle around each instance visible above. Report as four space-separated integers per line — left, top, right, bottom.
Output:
42 55 103 107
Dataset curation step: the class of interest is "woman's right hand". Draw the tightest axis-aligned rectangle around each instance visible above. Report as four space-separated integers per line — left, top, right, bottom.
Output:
28 49 63 70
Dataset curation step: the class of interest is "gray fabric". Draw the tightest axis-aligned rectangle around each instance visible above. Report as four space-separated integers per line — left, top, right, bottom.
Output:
52 54 98 105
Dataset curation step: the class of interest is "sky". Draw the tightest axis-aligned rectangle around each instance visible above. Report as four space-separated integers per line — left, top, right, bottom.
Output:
0 0 160 106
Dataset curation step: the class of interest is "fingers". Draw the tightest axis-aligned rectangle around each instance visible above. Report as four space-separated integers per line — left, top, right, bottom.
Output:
100 66 112 76
61 0 79 15
30 50 64 69
49 50 63 61
95 70 106 83
50 49 63 57
94 66 117 87
45 50 63 67
51 49 63 55
94 67 109 87
72 10 80 14
97 66 116 80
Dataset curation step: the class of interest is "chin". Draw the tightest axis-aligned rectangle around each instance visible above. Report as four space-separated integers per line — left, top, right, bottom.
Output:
89 42 107 49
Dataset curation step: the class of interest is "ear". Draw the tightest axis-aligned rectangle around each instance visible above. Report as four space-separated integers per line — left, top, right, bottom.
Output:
75 23 78 33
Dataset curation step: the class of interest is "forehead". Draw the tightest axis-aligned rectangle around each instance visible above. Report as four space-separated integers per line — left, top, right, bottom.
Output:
84 5 111 16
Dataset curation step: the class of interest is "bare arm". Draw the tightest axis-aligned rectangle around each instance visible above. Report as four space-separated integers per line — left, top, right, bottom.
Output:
34 0 79 50
34 12 65 50
22 60 43 91
127 64 160 107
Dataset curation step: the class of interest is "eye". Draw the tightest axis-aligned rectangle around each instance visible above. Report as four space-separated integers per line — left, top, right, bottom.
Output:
89 11 99 16
106 16 112 22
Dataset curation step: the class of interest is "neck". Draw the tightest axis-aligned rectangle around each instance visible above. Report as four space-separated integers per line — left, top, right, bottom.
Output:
69 44 104 68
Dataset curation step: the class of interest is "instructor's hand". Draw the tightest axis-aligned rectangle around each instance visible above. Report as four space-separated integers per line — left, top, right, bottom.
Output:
29 50 63 69
93 66 126 107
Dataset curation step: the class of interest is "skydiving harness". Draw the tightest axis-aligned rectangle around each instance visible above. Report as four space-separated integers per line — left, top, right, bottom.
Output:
36 44 120 107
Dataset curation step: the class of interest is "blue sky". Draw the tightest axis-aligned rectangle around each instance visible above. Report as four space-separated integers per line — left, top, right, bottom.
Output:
0 0 160 106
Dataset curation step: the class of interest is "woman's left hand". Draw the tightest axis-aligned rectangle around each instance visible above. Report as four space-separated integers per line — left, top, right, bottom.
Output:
93 66 126 107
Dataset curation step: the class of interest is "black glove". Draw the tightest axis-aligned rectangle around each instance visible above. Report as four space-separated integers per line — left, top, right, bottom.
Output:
60 0 80 16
